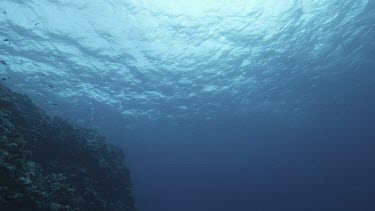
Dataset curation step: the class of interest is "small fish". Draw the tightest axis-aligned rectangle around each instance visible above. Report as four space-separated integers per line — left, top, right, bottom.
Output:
2 11 6 14
49 84 54 88
1 76 10 81
34 23 39 26
52 103 58 106
0 60 7 66
3 39 9 42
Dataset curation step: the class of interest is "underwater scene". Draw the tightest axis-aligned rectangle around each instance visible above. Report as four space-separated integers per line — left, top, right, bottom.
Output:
1 0 375 211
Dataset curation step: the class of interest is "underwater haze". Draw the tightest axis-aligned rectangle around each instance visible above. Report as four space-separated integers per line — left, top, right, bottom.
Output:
1 0 375 210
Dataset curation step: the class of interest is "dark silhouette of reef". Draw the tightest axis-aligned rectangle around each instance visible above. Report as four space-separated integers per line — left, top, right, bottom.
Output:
0 84 136 211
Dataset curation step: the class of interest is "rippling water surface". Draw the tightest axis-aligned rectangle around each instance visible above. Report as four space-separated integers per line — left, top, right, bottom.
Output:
1 1 375 211
0 0 373 122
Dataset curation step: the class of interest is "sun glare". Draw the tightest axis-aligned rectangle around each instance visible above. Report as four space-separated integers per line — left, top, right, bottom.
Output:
133 0 264 17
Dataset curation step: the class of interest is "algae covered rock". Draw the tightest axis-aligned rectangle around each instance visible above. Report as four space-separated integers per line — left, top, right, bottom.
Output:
0 84 136 211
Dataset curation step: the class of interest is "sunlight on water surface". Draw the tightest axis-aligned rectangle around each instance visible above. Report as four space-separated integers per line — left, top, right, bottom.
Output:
133 0 296 18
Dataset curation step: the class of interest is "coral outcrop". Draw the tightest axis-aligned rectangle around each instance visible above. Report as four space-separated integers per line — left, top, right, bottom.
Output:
0 84 136 210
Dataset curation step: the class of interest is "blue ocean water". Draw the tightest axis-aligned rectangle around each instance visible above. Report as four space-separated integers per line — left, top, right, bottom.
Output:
1 0 375 210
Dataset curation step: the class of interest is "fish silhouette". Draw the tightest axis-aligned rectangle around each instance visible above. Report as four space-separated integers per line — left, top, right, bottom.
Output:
1 76 10 81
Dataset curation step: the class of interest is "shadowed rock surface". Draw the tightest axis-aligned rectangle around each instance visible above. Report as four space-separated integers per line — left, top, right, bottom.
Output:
0 83 136 211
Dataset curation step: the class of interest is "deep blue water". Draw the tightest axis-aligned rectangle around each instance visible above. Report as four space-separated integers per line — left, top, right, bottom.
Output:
1 0 375 211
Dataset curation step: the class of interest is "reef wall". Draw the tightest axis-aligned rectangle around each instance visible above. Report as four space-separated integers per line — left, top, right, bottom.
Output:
0 83 136 210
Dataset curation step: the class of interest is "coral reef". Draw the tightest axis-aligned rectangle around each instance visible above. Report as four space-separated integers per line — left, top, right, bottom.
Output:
0 84 136 210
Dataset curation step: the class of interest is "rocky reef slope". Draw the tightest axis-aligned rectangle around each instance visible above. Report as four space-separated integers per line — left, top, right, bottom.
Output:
0 84 136 210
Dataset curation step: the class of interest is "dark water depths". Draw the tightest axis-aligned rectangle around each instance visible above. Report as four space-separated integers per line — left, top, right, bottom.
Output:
111 71 375 211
